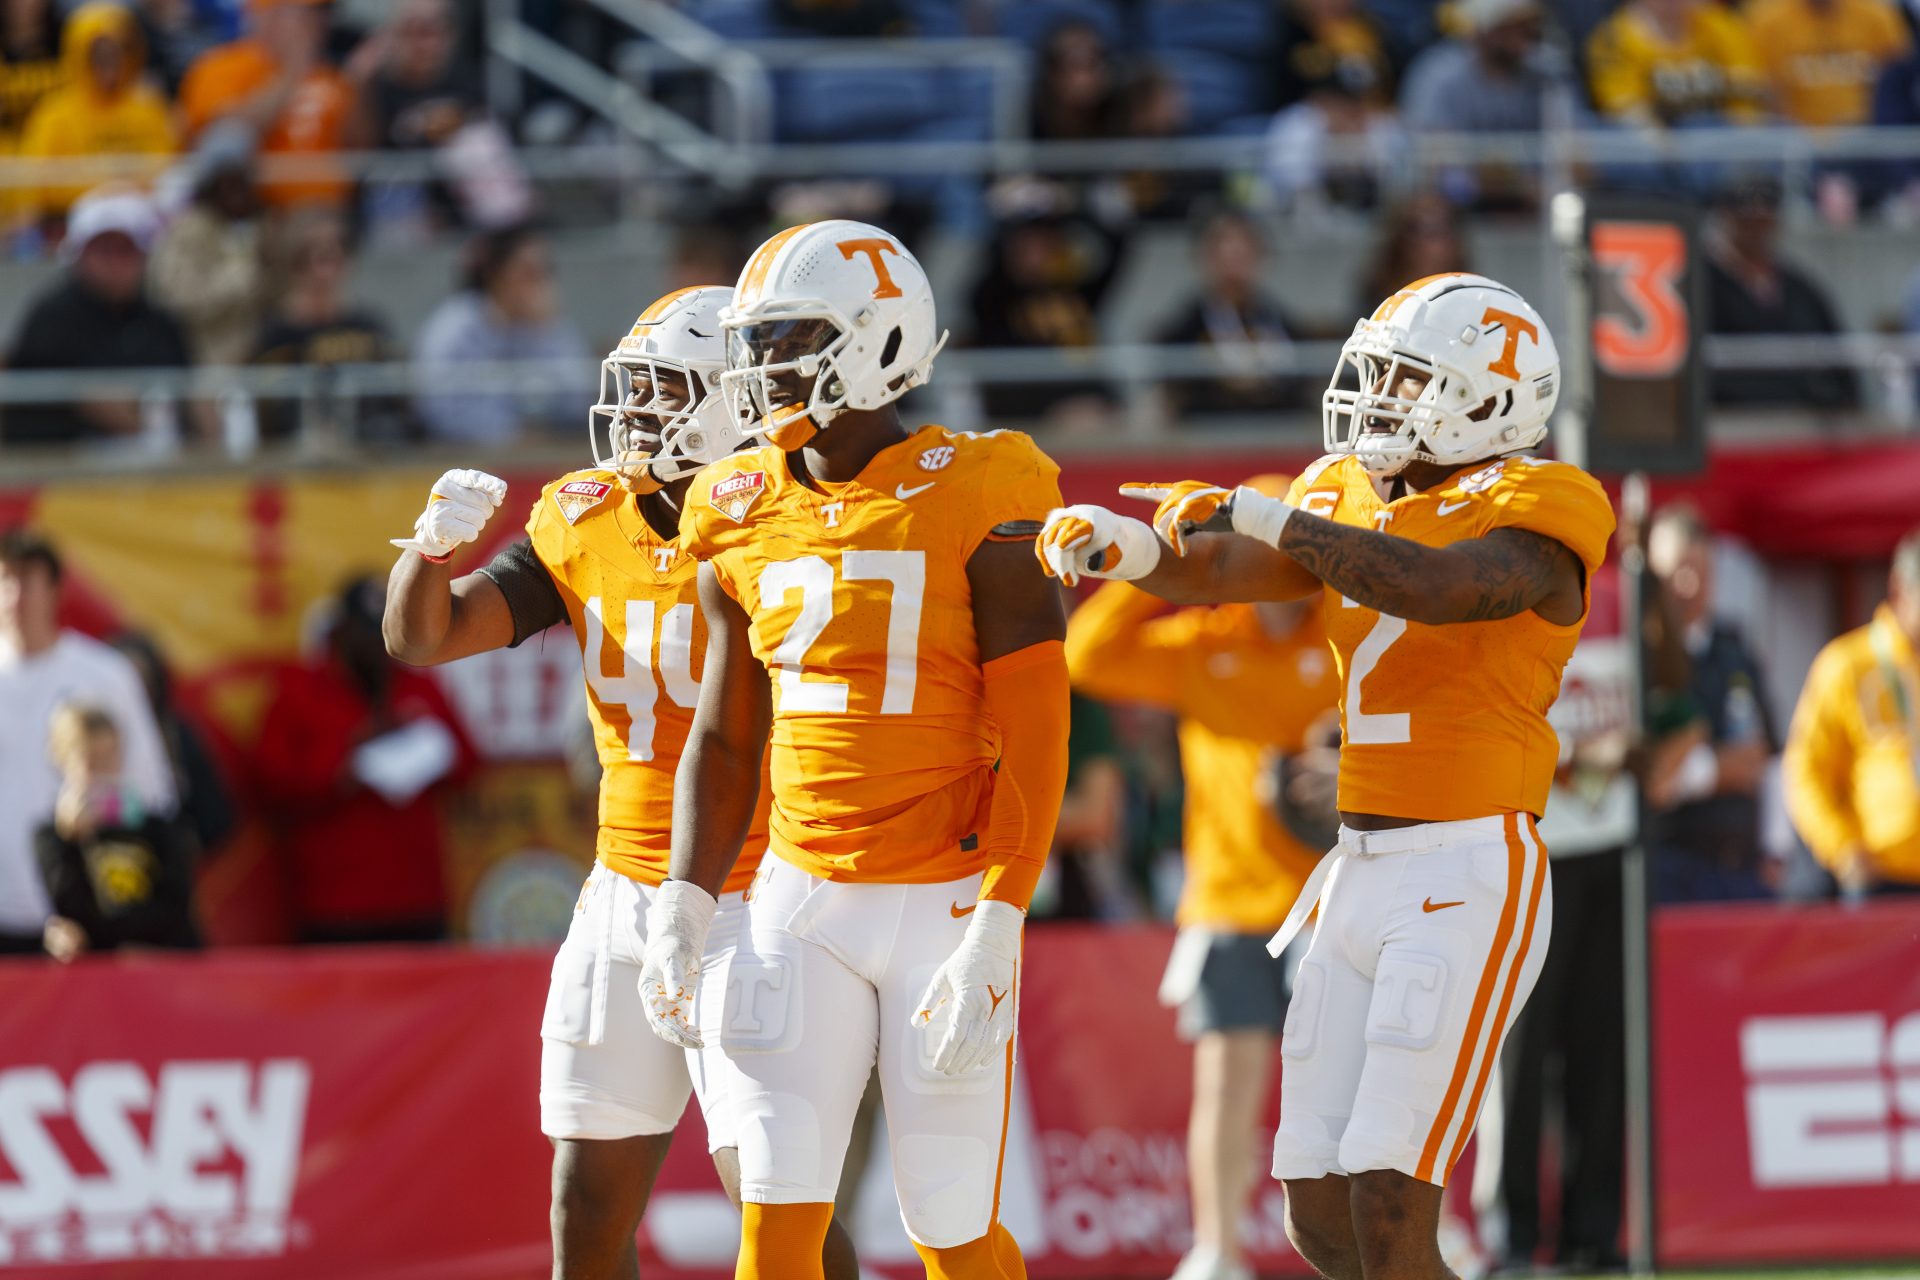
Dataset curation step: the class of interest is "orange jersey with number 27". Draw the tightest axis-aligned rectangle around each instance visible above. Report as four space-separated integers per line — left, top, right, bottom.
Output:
682 426 1063 885
1285 453 1616 822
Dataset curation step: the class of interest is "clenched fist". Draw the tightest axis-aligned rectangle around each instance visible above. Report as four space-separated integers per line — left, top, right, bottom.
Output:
391 469 507 561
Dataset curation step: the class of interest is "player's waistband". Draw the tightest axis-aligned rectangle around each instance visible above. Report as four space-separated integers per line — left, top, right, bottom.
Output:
1267 813 1531 960
1335 813 1523 859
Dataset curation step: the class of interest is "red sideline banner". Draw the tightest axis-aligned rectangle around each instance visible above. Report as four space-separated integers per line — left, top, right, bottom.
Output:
0 927 1316 1279
50 901 1920 1277
1654 900 1920 1265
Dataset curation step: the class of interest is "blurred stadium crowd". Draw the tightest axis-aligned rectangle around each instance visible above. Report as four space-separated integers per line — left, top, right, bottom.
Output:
0 0 1916 447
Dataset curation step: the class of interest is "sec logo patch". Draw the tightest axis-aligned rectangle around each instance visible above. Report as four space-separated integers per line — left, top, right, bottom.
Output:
919 446 955 472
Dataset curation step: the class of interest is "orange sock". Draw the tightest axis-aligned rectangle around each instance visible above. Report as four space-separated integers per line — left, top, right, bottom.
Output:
912 1224 1026 1280
737 1201 833 1280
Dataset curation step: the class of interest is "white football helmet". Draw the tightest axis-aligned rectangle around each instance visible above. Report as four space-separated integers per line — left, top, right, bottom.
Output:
1324 273 1560 478
589 286 758 493
718 220 948 450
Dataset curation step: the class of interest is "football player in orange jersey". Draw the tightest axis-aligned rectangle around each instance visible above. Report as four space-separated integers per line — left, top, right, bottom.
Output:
634 220 1070 1280
1037 273 1616 1280
380 287 857 1280
1064 477 1343 1280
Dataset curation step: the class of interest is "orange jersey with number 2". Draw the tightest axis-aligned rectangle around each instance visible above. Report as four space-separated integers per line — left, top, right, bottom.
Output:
681 426 1063 884
1286 453 1616 822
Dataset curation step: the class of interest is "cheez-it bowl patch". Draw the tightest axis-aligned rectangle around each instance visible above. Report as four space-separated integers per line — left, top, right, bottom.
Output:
553 479 613 525
711 471 767 523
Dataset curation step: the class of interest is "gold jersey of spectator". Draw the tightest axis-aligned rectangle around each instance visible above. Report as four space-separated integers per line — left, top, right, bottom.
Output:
1587 1 1768 125
1065 579 1342 933
1784 604 1920 886
1748 0 1911 127
17 2 177 216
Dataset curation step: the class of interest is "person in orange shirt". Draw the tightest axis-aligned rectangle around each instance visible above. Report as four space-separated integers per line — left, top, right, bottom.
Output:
1039 272 1614 1280
640 219 1071 1280
381 288 857 1280
179 0 354 207
1064 501 1342 1280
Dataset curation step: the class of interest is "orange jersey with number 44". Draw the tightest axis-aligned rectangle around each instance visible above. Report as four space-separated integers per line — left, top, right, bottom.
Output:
528 470 767 893
1285 454 1616 822
681 426 1063 884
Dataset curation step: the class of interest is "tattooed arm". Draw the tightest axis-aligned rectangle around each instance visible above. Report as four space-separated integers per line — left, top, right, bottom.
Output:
1046 486 1581 622
1273 516 1585 626
1129 530 1324 604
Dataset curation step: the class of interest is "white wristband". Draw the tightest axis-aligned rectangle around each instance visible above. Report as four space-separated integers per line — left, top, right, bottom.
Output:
963 898 1025 959
1228 486 1296 548
648 879 718 947
1103 515 1163 580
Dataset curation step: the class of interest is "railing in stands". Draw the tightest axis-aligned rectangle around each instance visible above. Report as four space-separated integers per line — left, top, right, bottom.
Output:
0 335 1910 468
1 123 1917 196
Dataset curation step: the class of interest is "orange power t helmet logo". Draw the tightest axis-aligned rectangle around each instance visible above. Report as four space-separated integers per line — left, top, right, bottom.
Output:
1481 307 1540 381
838 238 904 299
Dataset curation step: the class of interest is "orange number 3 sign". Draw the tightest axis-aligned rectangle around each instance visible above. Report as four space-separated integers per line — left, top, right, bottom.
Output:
1592 222 1689 379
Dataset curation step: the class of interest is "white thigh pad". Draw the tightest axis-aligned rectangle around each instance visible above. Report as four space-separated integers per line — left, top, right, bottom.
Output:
1364 950 1453 1052
723 939 801 1055
1281 958 1327 1062
542 868 619 1044
895 1133 997 1247
732 1089 833 1202
541 938 598 1044
897 958 1006 1096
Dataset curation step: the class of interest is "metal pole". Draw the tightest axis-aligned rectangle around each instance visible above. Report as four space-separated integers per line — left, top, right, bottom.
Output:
1620 471 1658 1279
482 0 523 124
1554 190 1657 1277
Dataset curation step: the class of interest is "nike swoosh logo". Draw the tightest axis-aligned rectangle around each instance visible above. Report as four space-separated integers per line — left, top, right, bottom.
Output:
1422 898 1465 913
1436 499 1471 516
896 481 936 500
950 902 976 918
987 986 1008 1014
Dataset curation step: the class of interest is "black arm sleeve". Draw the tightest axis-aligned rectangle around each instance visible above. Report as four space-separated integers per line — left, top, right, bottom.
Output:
477 539 569 647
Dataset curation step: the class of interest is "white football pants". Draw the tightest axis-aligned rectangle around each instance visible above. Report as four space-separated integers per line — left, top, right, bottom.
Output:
1273 813 1551 1187
720 856 1017 1249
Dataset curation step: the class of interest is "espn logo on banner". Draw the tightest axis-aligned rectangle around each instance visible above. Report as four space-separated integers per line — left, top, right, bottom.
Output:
1742 1014 1920 1188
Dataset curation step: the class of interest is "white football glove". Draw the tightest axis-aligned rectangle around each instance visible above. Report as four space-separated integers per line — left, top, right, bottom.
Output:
913 899 1024 1075
391 469 507 561
638 880 717 1049
1034 504 1162 588
1118 480 1297 553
